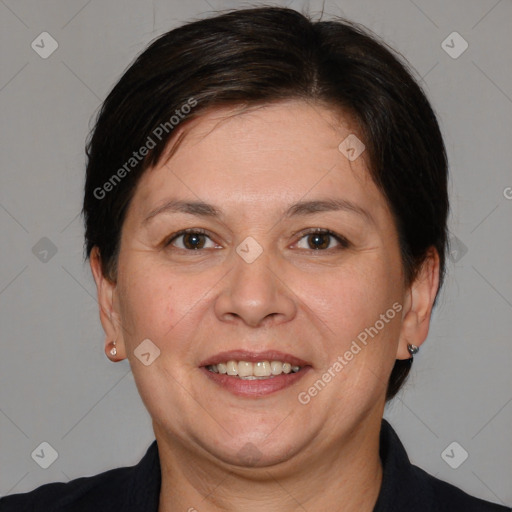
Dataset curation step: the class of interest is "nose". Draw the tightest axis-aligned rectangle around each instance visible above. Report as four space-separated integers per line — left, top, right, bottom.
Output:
214 245 297 328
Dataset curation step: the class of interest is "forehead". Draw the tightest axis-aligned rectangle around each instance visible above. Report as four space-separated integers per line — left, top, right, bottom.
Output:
129 100 387 222
165 100 366 168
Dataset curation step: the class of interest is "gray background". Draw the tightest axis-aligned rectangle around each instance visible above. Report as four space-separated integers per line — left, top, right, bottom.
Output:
1 0 511 506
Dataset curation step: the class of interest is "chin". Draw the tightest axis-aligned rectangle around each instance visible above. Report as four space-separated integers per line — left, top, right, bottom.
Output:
200 430 304 469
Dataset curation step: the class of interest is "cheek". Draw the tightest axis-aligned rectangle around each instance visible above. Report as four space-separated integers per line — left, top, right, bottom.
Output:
301 257 404 389
117 262 175 342
305 260 400 329
117 258 216 349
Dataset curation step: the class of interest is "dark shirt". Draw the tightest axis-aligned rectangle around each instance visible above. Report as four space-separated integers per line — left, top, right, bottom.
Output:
1 420 509 511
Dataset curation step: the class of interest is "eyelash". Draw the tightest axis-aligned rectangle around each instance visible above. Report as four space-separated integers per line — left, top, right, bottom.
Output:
164 228 350 251
294 228 351 250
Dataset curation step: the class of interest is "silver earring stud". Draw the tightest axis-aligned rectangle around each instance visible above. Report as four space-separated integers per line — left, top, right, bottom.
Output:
407 343 419 356
110 341 117 357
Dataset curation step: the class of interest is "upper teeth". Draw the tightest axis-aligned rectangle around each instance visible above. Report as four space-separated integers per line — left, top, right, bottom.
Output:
207 360 301 378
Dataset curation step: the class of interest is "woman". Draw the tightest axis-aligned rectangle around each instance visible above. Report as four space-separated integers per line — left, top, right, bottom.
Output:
0 6 508 512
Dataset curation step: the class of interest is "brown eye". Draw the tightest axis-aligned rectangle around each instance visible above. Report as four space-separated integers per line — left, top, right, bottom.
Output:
182 232 206 249
166 229 217 250
295 229 349 251
307 233 331 250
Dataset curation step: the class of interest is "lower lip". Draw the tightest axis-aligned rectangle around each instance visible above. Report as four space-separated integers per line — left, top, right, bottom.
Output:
200 366 312 397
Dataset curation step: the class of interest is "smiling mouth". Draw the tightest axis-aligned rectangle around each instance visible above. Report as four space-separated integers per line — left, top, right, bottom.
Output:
206 360 302 380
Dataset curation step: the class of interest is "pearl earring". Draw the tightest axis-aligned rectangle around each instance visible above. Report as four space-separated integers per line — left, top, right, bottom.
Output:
407 343 419 356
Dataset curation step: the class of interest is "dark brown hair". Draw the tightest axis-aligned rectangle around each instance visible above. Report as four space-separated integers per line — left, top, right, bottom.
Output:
83 6 449 400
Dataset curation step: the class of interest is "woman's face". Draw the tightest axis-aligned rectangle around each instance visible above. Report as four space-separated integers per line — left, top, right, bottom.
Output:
96 101 432 468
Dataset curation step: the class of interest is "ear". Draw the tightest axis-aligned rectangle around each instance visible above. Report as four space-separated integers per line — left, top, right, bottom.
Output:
396 248 440 360
89 247 127 362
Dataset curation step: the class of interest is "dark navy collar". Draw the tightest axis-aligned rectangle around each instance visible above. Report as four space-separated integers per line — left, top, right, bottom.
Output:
124 436 161 510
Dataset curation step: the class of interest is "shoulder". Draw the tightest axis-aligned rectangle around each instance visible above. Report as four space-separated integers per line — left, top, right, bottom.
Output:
0 441 160 512
410 464 510 512
0 466 131 512
377 420 510 512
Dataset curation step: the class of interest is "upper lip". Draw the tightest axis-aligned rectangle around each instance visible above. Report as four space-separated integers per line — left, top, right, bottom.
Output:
199 350 310 368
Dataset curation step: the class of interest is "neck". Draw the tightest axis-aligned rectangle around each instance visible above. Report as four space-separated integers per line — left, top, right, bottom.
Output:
156 411 384 512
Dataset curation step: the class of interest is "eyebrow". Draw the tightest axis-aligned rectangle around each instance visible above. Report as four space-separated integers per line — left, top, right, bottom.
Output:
143 200 221 224
284 198 374 224
143 198 374 225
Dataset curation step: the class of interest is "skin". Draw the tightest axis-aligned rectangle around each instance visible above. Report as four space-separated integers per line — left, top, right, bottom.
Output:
90 100 439 512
